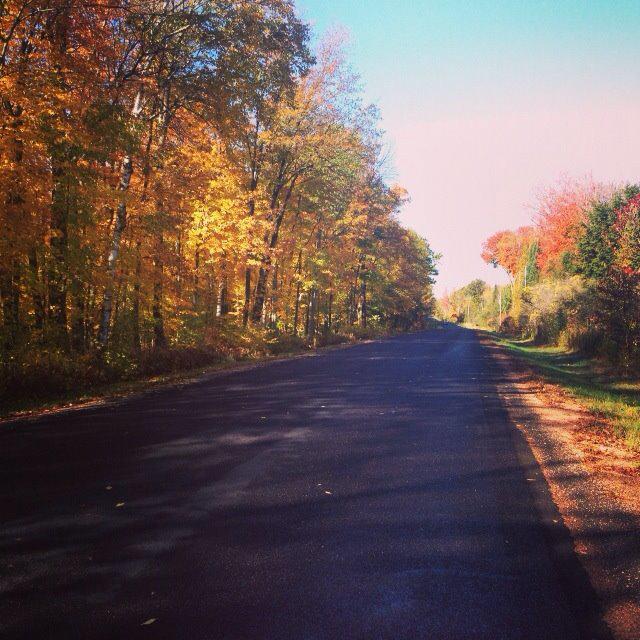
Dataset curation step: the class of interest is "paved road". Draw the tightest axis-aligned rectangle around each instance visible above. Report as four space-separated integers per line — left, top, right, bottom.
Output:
1 326 604 639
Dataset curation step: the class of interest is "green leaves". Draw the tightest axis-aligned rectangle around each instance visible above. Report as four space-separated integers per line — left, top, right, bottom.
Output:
576 200 619 280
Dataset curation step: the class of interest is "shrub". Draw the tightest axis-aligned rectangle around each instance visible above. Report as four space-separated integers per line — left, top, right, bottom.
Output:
342 325 383 341
317 332 350 347
0 348 107 401
499 316 518 336
138 347 222 377
560 327 603 356
267 334 310 355
202 320 271 361
525 276 593 346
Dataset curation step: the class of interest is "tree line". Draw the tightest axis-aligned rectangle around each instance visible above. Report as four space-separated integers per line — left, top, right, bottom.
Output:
0 1 437 396
440 177 640 369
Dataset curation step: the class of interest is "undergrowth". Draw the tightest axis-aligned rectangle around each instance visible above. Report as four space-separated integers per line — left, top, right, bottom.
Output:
0 324 386 418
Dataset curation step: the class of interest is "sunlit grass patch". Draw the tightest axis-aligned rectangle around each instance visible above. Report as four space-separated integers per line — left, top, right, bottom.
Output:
492 335 640 450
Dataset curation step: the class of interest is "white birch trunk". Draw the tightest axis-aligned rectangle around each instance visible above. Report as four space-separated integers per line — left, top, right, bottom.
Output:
99 89 144 346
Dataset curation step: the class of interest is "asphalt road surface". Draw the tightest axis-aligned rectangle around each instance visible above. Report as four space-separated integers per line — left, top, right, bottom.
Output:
1 326 607 639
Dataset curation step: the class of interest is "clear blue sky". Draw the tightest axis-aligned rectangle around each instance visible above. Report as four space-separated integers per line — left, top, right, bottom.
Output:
297 0 640 294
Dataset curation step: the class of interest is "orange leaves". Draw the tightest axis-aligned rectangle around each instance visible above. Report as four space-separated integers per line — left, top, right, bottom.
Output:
0 1 436 357
482 227 535 278
533 177 615 275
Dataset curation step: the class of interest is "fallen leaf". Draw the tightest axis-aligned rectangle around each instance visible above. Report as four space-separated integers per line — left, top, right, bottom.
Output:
141 618 157 626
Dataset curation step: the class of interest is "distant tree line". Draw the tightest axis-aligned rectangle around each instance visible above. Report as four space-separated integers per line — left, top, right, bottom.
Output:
439 177 640 369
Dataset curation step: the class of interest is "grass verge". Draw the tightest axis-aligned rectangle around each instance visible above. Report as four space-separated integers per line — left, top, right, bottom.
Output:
488 333 640 449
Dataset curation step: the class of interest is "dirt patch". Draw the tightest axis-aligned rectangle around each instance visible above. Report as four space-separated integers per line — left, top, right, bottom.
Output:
481 335 640 640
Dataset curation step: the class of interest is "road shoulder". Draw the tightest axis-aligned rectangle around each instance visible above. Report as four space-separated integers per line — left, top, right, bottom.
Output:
481 334 640 640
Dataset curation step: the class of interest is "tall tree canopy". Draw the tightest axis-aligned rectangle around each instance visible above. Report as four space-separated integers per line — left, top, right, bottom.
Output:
0 2 437 390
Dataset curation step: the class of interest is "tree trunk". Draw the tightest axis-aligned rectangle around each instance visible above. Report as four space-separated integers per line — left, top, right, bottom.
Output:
132 240 142 354
292 250 302 336
293 287 302 336
243 267 251 326
251 182 296 323
46 6 73 346
349 263 361 325
48 160 69 345
0 260 20 349
193 247 200 310
307 288 318 343
252 264 269 323
242 191 257 327
152 234 167 349
358 278 367 328
216 278 228 317
99 89 144 346
269 262 278 326
150 79 173 351
216 257 229 317
304 295 310 337
28 248 44 333
71 276 86 352
306 227 322 343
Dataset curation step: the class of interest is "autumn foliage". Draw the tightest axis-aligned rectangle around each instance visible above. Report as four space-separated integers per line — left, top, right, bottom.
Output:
474 176 640 368
533 177 613 275
481 226 536 278
0 1 437 401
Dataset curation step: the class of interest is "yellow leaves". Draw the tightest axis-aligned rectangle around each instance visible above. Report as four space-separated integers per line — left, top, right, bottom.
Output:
0 0 437 351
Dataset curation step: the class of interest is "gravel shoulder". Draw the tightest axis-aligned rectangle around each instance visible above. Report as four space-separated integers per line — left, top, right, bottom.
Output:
482 335 640 640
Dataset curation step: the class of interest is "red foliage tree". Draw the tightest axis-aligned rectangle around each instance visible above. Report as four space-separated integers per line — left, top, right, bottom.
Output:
534 177 612 274
481 226 535 278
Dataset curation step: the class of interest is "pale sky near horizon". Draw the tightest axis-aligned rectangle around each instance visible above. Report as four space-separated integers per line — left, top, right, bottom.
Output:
297 0 640 295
